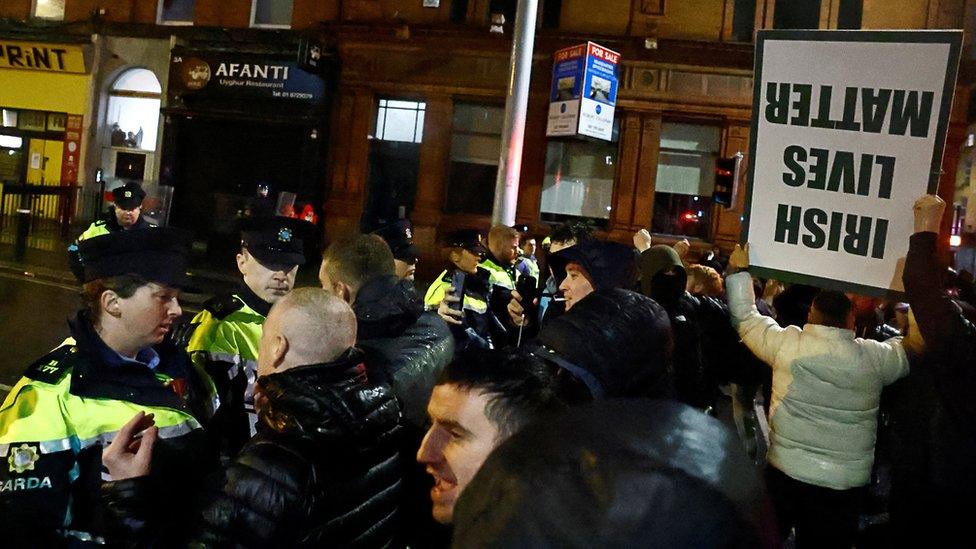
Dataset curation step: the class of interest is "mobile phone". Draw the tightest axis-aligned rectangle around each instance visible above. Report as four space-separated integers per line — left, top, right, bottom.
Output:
515 274 539 319
450 270 466 314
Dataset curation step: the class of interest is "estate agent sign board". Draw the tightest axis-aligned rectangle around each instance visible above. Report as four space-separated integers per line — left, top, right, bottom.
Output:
743 30 962 296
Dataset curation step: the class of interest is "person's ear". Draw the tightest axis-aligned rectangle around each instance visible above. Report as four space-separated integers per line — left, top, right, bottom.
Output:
101 290 122 318
271 333 289 370
236 250 248 275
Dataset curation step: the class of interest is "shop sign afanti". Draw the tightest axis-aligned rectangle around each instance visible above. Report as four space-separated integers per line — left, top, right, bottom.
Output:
0 40 88 74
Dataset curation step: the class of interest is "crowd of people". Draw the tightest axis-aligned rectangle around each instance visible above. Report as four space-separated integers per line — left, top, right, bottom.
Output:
0 186 974 548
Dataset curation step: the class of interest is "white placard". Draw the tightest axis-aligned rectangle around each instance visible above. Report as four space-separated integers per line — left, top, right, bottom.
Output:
744 30 962 296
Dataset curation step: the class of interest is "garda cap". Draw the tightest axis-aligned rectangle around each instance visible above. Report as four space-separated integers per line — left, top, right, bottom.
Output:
240 216 308 267
372 220 419 263
441 229 487 255
111 182 147 211
78 227 190 286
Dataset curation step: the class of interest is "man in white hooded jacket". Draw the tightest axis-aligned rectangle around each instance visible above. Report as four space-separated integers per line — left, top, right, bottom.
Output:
725 244 909 548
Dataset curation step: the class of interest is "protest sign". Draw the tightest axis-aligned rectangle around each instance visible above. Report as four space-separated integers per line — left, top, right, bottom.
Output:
743 30 962 296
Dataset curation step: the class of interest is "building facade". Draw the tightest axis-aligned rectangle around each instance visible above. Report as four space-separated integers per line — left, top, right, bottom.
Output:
0 0 971 274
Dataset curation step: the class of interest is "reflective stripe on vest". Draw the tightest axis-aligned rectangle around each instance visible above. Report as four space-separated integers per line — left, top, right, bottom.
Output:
480 258 517 290
424 273 488 314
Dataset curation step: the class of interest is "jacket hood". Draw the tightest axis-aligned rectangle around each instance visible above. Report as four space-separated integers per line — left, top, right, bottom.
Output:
548 240 637 291
353 275 424 340
257 348 401 450
537 288 673 400
639 245 687 304
453 399 766 548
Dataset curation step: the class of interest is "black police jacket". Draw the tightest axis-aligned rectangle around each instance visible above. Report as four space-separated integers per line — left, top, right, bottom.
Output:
103 349 404 548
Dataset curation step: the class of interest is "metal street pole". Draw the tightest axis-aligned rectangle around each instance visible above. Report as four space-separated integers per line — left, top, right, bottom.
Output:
491 0 539 226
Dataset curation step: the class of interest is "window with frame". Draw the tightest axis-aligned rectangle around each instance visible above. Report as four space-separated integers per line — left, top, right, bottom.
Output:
32 0 65 20
362 99 426 231
773 0 821 29
375 99 425 143
444 103 504 215
157 0 195 25
540 121 619 228
651 122 722 240
251 0 293 28
106 68 162 151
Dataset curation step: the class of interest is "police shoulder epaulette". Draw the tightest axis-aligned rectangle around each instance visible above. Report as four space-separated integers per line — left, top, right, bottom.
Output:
22 345 79 384
203 294 245 320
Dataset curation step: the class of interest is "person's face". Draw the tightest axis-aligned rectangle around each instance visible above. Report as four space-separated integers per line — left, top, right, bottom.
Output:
115 283 182 347
395 258 417 281
115 206 141 229
451 248 482 275
524 239 537 257
559 262 595 311
417 384 500 524
237 249 298 305
498 236 520 265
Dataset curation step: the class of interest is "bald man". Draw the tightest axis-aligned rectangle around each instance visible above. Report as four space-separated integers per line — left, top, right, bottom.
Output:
102 289 404 546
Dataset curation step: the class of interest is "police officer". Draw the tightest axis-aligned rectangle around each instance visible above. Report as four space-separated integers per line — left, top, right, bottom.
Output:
68 182 156 280
186 216 307 457
425 229 503 352
372 219 420 282
0 228 212 546
480 225 523 331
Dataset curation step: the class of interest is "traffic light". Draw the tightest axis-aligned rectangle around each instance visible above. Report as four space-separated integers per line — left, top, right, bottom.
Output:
713 155 740 207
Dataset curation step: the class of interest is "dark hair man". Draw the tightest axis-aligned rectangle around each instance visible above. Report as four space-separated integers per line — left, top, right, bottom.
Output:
102 288 403 546
372 220 420 282
186 216 307 457
321 233 454 547
68 182 155 280
725 243 910 548
0 229 211 546
417 348 566 525
320 233 452 430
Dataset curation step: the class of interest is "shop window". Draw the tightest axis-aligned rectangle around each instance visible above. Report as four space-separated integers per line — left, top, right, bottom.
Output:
251 0 293 28
540 122 619 227
444 103 504 215
106 68 162 151
157 0 195 25
773 0 821 29
651 122 721 240
32 0 65 20
837 0 862 29
375 99 425 143
731 0 756 42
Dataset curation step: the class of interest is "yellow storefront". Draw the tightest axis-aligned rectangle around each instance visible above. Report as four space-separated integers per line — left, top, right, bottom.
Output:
0 38 92 220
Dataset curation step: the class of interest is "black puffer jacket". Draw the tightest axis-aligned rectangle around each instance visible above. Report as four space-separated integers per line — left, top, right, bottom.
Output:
354 275 454 430
104 349 403 548
354 275 455 548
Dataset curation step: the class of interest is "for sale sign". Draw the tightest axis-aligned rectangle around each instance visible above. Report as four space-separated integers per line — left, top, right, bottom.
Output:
743 30 962 296
546 42 619 141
